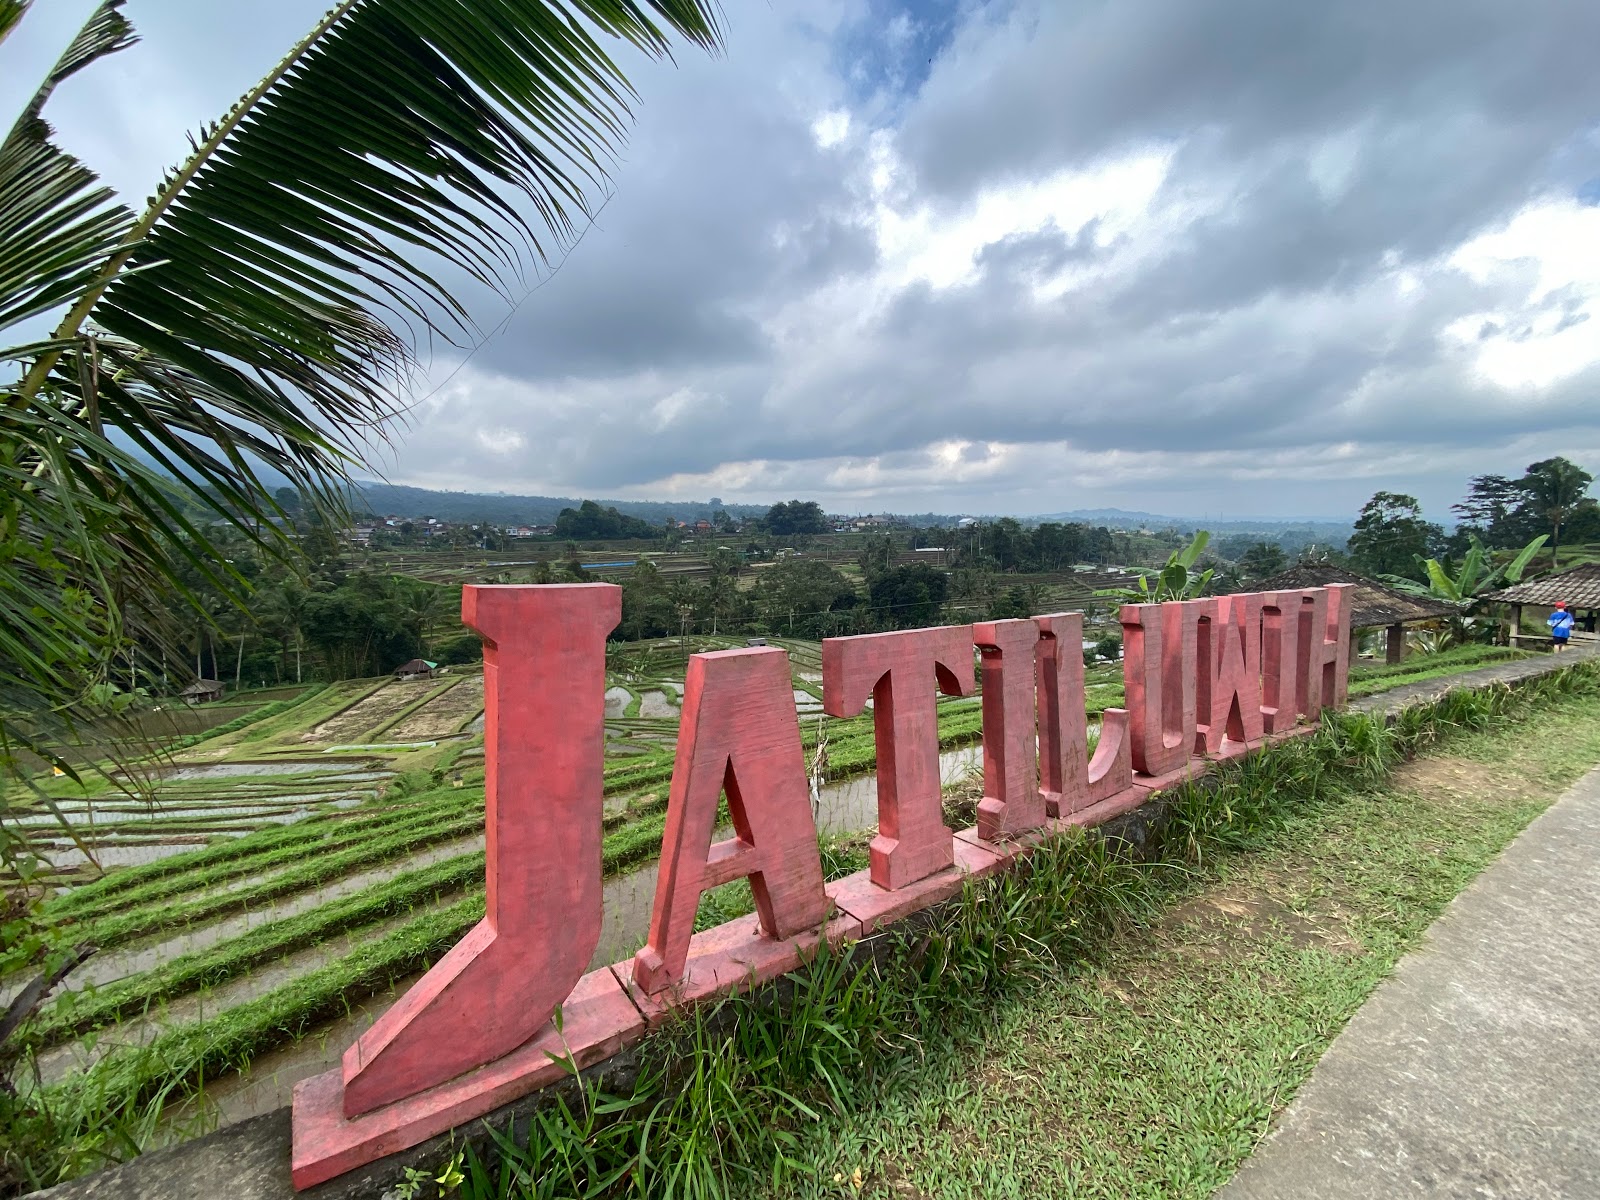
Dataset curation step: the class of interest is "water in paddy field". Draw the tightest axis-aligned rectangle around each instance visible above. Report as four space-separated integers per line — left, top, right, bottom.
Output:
123 743 989 1132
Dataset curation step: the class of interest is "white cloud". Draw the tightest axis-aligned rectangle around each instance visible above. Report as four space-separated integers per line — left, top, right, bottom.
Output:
1444 196 1600 390
811 109 851 149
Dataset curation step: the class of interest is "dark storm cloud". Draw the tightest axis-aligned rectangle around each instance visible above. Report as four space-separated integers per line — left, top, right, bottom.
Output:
903 1 1600 200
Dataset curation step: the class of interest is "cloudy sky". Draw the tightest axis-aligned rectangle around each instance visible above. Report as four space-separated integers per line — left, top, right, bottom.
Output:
8 1 1600 519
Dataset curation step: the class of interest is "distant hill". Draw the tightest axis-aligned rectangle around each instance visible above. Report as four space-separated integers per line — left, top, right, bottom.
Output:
1030 506 1348 531
351 481 767 526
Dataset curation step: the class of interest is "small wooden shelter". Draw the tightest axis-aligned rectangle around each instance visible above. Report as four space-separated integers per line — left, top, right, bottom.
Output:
1482 562 1600 647
180 679 224 705
394 658 438 681
1250 564 1458 664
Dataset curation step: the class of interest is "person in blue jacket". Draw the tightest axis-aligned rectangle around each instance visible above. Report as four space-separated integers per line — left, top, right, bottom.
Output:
1548 602 1575 651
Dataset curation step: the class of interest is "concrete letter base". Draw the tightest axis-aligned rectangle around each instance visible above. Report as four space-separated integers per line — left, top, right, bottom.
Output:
613 909 863 1024
291 967 644 1189
826 835 1009 933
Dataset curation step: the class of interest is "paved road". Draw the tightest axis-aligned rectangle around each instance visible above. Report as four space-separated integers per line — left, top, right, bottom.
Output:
1220 765 1600 1199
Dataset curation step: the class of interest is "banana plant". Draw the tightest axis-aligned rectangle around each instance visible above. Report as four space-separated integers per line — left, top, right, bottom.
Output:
1381 533 1548 651
1382 533 1547 605
1096 530 1215 604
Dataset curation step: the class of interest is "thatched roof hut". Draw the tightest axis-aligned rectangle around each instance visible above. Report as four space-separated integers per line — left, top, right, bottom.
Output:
180 679 224 704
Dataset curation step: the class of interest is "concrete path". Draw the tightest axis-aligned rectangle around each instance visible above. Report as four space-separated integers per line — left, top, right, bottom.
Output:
1351 642 1597 717
1220 765 1600 1200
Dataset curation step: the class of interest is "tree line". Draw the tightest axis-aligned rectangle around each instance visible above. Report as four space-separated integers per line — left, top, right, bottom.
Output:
1347 458 1597 581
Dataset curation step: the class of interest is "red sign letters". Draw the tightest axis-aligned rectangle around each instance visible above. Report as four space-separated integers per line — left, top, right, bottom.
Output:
292 583 1351 1187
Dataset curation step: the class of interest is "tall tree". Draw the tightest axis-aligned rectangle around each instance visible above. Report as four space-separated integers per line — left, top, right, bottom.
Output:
1452 474 1525 547
762 500 829 537
1238 541 1287 581
1346 493 1443 581
1514 457 1595 567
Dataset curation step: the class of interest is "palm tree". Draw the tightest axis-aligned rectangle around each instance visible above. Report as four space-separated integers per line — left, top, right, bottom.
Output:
1382 533 1547 649
1517 457 1595 568
1 0 721 779
397 578 448 658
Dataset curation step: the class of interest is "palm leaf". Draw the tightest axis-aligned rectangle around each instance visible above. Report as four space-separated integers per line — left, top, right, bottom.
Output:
1420 556 1459 602
1456 540 1485 596
0 0 29 48
0 0 137 333
22 0 724 469
1175 530 1210 570
1377 573 1433 598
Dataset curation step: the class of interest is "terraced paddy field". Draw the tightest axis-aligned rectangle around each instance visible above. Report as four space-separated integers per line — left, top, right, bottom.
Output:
1 636 1524 1175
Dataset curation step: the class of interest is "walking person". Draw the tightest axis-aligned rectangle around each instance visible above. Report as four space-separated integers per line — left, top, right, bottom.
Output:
1548 602 1575 652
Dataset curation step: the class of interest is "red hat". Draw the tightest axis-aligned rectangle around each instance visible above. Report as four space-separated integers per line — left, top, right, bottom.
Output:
1555 601 1567 608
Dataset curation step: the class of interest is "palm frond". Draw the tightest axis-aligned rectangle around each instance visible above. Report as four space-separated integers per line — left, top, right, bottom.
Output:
0 0 137 333
0 0 29 47
1174 529 1209 570
33 0 724 470
6 0 136 137
1503 534 1548 584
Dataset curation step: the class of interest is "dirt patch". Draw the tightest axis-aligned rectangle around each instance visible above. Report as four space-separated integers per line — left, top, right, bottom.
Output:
637 691 676 719
305 680 434 743
1389 756 1515 806
386 677 484 740
1158 892 1359 957
863 1160 933 1198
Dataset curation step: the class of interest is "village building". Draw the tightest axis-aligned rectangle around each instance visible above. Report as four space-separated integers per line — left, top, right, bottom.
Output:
1251 563 1458 664
1482 561 1600 647
179 678 224 705
393 658 439 682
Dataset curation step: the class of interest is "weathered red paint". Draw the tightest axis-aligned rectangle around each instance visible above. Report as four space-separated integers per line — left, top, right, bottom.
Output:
822 625 975 889
1122 600 1201 777
973 619 1045 840
826 834 1008 933
1197 593 1265 755
617 908 862 1024
1259 589 1307 734
1087 707 1134 803
292 966 642 1189
337 584 619 1117
1017 613 1136 818
632 648 830 995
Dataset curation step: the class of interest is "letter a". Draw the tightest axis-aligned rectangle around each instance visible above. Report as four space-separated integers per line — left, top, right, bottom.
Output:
633 648 829 994
341 584 618 1116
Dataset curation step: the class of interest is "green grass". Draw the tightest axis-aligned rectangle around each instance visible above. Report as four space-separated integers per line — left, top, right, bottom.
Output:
1346 643 1527 697
152 685 326 754
438 661 1600 1200
38 792 469 921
